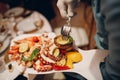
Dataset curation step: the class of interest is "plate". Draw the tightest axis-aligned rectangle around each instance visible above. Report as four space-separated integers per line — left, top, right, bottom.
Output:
8 33 108 80
0 36 10 55
15 11 52 33
16 18 38 33
4 7 24 17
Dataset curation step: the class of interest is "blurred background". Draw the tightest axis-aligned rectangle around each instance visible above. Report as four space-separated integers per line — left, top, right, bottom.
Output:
0 0 97 80
0 0 97 50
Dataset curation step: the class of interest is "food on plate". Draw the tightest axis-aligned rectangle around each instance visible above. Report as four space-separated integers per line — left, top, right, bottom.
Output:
66 51 83 68
22 48 40 61
54 35 73 45
53 65 70 71
19 43 29 52
34 20 43 28
54 35 74 53
8 33 82 72
66 51 83 62
56 56 66 66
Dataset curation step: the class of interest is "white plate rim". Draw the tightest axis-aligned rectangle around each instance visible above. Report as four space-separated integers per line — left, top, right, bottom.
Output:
4 7 24 17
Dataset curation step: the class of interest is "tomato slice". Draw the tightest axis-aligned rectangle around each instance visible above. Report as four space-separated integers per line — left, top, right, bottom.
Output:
60 49 66 54
53 65 70 70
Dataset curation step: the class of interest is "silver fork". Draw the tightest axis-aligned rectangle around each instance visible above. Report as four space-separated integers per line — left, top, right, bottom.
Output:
61 16 71 40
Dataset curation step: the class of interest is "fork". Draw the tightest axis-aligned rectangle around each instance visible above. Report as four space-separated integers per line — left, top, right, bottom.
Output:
61 16 71 40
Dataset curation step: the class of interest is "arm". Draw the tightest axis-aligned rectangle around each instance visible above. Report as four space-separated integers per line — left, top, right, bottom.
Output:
101 0 120 79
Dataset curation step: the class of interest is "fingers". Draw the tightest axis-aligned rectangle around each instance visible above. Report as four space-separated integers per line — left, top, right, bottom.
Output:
57 0 80 18
67 2 74 17
57 0 68 18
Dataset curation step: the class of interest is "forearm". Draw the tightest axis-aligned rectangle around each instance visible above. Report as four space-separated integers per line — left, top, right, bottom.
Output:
101 0 120 79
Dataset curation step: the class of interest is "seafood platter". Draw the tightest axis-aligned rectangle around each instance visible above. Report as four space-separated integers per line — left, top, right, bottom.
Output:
8 32 83 74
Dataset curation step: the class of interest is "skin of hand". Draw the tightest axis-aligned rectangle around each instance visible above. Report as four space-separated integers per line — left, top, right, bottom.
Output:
57 0 80 18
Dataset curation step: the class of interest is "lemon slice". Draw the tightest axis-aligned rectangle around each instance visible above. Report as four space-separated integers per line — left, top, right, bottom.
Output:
55 35 73 45
66 59 73 68
56 36 69 45
66 51 82 68
19 42 29 52
66 51 83 62
57 56 66 66
53 48 60 57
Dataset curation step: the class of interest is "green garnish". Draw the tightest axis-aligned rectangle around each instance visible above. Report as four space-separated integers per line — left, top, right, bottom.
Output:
22 48 40 61
56 35 73 45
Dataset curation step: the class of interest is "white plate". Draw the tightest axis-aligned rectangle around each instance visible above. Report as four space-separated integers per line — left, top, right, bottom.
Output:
16 18 37 33
16 11 52 33
4 7 24 17
9 33 108 80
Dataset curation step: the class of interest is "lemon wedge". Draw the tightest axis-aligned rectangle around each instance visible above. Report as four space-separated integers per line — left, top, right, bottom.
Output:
66 51 82 62
66 59 74 68
65 51 82 68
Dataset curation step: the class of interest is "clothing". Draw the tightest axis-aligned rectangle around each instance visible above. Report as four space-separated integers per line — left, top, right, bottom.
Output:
92 0 120 80
92 0 108 50
23 0 55 21
64 0 120 80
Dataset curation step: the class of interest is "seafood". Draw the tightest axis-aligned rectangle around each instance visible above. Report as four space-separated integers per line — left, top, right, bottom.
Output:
8 33 82 72
33 60 53 72
8 33 66 72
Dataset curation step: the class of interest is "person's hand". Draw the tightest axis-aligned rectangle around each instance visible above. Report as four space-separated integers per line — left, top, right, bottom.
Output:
57 0 80 18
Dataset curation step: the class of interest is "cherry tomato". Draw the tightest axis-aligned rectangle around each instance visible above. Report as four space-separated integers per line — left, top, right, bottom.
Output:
32 36 39 42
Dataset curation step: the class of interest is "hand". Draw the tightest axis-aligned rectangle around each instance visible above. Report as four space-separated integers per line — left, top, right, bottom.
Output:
57 0 80 18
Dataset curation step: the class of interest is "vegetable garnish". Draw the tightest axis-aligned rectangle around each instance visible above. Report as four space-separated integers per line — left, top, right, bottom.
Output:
8 33 83 72
53 65 70 70
22 48 40 61
54 35 73 45
19 43 29 52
